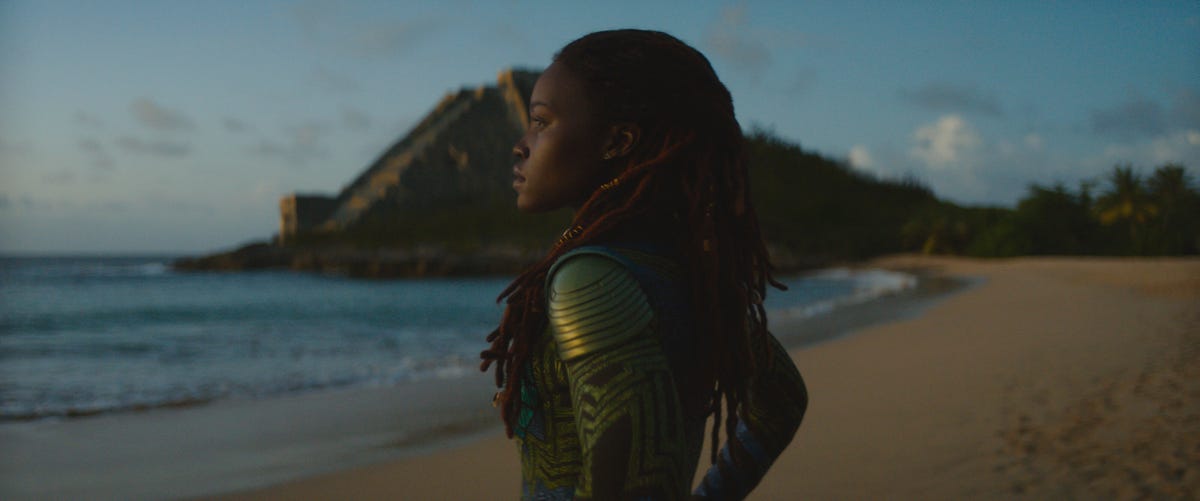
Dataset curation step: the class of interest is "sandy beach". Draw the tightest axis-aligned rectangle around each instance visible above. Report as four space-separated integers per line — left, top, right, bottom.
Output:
199 255 1198 500
3 255 1196 500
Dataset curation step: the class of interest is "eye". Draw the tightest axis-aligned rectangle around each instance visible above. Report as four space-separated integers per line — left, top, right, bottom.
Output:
530 115 548 129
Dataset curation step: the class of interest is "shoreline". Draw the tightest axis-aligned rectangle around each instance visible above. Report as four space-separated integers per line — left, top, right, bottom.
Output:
0 263 947 501
197 262 971 500
208 255 1199 500
0 263 919 426
0 374 503 500
4 255 1196 499
773 269 977 350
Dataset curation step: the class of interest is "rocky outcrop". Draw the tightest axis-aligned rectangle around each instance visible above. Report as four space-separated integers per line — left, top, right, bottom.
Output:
283 69 540 242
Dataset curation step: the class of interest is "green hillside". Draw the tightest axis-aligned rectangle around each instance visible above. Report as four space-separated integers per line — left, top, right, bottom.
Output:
178 128 1196 277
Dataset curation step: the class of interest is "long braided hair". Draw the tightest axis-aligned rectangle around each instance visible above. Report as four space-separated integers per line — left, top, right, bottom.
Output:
479 29 783 461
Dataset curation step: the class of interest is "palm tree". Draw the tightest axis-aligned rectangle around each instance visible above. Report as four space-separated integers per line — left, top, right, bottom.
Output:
1095 165 1158 254
1147 163 1199 254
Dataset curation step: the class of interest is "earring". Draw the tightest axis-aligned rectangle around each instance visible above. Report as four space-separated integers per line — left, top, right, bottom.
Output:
602 151 615 160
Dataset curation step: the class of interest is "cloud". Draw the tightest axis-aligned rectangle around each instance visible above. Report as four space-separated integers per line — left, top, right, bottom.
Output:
1101 129 1200 168
93 200 130 212
78 137 115 169
116 136 191 157
19 194 50 210
141 195 214 214
878 117 1196 206
130 98 195 131
899 83 1003 117
899 115 1013 203
74 111 105 128
291 0 440 58
0 193 9 210
787 67 818 95
910 115 981 167
848 145 873 169
485 23 531 48
288 123 325 147
703 5 771 81
1089 97 1165 140
341 106 371 131
248 140 294 159
0 138 34 158
78 138 103 153
1170 87 1200 129
222 117 250 132
248 122 329 165
253 179 284 199
352 21 438 57
41 169 77 186
312 66 360 93
1024 133 1043 150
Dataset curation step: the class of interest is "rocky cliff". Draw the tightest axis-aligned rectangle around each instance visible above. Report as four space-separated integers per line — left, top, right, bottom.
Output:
178 69 563 277
280 69 540 244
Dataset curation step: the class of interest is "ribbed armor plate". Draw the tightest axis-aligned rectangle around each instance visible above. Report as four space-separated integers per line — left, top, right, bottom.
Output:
547 254 653 362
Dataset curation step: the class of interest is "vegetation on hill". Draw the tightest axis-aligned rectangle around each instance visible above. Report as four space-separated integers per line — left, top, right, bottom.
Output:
289 129 944 266
905 164 1199 257
182 128 1195 277
745 129 939 261
291 131 1199 263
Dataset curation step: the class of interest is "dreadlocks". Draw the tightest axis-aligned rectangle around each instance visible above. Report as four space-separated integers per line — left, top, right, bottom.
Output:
479 29 784 464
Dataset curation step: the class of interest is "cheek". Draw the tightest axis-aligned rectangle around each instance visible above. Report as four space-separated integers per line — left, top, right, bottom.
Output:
529 133 571 181
541 129 600 176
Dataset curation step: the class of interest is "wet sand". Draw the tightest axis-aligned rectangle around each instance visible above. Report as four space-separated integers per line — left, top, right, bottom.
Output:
205 255 1199 500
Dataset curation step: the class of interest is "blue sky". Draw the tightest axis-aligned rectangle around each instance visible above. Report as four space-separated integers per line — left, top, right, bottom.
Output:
1 0 1197 254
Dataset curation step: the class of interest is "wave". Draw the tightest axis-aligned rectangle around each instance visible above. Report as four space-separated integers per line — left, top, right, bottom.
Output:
771 267 917 321
0 257 172 281
0 262 899 423
0 352 482 422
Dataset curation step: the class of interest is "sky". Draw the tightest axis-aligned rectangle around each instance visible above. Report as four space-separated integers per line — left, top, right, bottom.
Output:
1 0 1197 254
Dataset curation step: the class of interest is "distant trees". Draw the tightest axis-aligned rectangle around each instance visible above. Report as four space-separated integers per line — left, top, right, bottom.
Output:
1095 165 1158 254
913 163 1198 257
1145 164 1200 255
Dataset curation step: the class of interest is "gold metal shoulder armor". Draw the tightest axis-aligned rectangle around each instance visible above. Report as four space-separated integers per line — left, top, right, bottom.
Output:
546 254 653 362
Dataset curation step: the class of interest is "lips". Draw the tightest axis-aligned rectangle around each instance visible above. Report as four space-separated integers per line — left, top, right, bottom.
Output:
512 166 526 187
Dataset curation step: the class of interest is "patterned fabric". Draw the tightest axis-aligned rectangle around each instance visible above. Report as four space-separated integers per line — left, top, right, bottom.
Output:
516 245 806 500
693 332 808 499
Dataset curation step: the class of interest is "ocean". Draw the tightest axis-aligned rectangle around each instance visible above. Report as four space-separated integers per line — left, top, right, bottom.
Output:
0 255 915 422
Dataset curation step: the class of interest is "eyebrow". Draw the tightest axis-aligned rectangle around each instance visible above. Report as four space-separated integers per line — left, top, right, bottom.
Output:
530 100 551 110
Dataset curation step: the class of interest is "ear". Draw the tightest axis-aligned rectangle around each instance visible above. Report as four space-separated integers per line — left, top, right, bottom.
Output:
602 123 640 160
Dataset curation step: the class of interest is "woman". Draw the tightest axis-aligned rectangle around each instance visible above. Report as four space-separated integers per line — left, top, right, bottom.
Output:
480 29 807 500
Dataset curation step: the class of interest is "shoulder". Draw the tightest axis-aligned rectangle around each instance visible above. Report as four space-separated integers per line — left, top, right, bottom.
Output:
546 250 654 362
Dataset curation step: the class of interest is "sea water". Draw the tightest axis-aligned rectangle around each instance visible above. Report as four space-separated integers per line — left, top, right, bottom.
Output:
0 256 914 421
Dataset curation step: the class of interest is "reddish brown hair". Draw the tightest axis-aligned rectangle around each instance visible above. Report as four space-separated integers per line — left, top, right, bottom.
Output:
479 29 783 461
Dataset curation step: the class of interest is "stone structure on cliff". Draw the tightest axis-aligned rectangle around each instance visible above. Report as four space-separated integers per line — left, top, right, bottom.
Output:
278 69 539 244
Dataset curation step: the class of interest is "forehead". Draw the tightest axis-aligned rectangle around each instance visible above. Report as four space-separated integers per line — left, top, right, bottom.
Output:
531 62 592 114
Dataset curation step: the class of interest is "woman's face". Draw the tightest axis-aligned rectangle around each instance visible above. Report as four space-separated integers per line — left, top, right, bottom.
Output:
511 62 611 213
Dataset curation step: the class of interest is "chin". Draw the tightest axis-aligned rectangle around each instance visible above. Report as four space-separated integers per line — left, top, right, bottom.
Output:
515 197 558 214
516 202 545 213
515 196 537 213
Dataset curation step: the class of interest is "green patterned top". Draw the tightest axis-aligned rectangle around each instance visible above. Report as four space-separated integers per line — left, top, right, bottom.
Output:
515 246 807 500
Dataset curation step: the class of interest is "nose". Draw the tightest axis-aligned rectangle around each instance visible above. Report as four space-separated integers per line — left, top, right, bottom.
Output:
512 138 529 160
